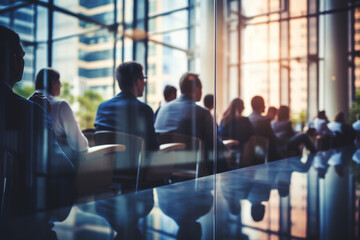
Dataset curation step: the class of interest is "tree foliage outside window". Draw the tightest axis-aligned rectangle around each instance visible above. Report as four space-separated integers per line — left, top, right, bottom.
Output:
350 90 360 123
77 90 103 129
13 82 35 99
14 83 103 130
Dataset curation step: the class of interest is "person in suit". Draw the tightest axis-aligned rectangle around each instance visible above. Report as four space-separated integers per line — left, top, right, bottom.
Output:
94 61 159 152
29 68 88 163
248 95 280 161
0 26 75 239
153 85 177 122
155 72 227 173
219 98 254 150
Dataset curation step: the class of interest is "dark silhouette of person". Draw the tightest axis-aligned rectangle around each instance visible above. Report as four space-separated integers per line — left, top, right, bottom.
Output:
248 96 280 161
266 106 278 121
157 181 213 240
203 94 215 120
272 105 316 156
0 26 75 239
219 98 254 150
327 112 356 147
95 189 154 240
154 85 177 121
94 61 159 152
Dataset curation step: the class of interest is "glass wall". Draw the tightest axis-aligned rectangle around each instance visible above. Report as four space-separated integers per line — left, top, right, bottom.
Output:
0 0 359 239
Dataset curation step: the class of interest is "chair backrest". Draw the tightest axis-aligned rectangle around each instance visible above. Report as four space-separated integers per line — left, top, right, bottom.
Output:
158 132 205 179
75 144 125 199
242 136 269 167
94 131 145 192
83 128 96 147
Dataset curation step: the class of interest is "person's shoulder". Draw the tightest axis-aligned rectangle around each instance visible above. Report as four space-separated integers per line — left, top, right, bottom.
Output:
56 98 71 108
195 104 211 115
239 116 250 121
135 98 154 113
16 93 44 112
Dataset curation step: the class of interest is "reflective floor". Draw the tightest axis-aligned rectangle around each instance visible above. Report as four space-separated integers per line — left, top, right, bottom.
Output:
16 146 360 239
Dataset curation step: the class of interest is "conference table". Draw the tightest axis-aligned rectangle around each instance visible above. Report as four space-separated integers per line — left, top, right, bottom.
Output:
49 145 360 239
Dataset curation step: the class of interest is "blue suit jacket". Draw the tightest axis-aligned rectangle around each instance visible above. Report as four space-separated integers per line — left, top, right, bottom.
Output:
0 81 75 225
94 91 159 151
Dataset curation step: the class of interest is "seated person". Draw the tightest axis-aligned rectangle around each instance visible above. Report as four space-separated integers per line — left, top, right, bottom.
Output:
0 26 75 238
271 106 316 155
203 94 215 119
248 96 280 161
266 106 278 122
154 85 177 121
311 110 332 136
219 98 254 150
310 110 332 149
94 61 159 152
327 112 355 147
155 72 227 173
29 68 88 162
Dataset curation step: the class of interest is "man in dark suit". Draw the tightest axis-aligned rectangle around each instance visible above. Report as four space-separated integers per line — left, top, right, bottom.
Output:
248 95 279 161
0 26 75 239
94 61 159 152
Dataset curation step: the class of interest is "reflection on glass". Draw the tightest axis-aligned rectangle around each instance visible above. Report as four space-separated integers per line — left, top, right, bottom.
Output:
156 181 213 240
95 189 154 239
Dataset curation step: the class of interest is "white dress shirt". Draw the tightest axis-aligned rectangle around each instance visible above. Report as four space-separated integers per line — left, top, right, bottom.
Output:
35 90 88 153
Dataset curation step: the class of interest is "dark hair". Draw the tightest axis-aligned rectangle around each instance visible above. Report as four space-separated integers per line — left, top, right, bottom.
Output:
334 112 344 123
277 105 290 121
318 110 326 119
251 203 265 222
203 94 214 109
222 98 244 126
0 26 23 79
116 61 143 91
163 85 177 101
179 72 201 95
251 95 265 112
267 106 277 115
35 68 60 93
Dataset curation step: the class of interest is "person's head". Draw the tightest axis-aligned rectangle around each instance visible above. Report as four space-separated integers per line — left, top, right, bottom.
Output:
277 105 290 121
35 68 61 96
0 26 25 87
317 110 326 119
251 203 265 222
179 72 202 101
163 85 177 102
334 112 345 123
203 94 214 110
116 61 146 97
251 95 265 113
267 107 278 121
222 98 244 126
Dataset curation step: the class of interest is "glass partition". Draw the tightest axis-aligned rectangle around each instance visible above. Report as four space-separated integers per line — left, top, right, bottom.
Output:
1 0 359 239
